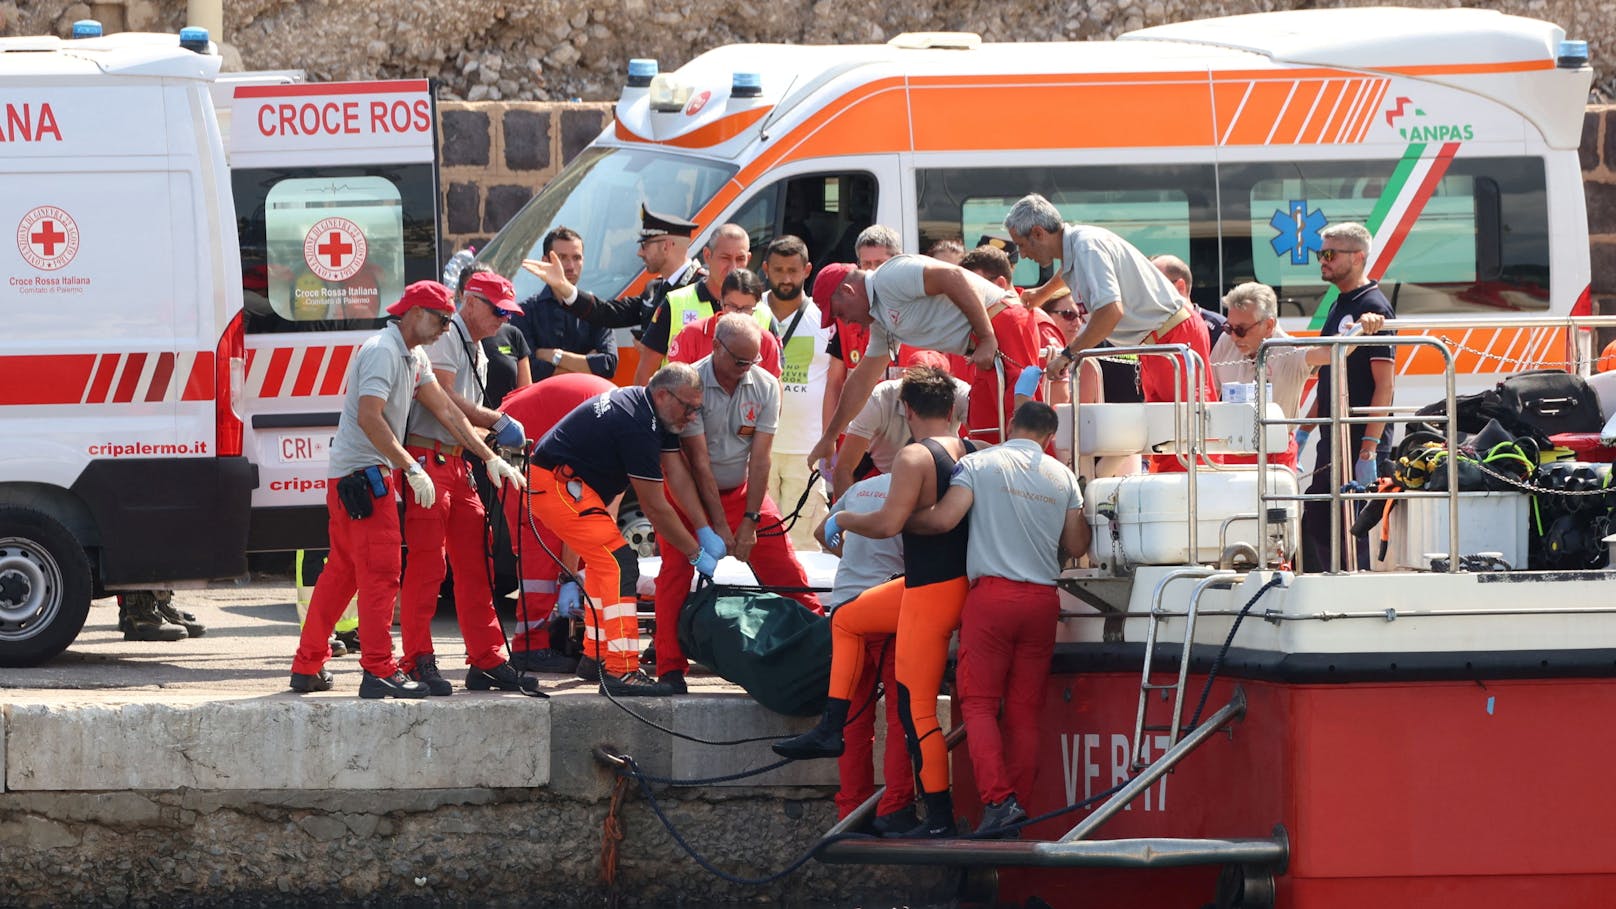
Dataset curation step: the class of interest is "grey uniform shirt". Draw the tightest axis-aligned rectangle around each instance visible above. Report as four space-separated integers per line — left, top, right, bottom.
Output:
846 376 971 474
827 474 904 608
1059 224 1182 346
865 254 1006 357
327 323 435 477
952 438 1083 584
679 356 780 491
405 312 485 444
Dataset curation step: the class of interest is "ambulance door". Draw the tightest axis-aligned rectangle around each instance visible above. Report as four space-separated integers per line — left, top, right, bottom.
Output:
225 81 438 552
720 158 903 273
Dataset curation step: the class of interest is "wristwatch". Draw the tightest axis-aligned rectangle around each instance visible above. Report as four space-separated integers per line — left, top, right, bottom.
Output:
549 349 564 367
743 511 762 523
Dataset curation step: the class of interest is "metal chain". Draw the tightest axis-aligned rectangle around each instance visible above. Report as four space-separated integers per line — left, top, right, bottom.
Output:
1470 459 1616 498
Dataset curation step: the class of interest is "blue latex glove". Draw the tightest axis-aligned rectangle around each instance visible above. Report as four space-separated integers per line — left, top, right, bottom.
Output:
692 550 719 578
823 513 843 550
1354 455 1378 489
1014 365 1044 398
695 525 727 560
492 413 525 449
1293 428 1312 455
556 580 582 620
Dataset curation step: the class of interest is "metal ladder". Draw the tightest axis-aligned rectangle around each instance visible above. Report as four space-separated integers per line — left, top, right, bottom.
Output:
1129 568 1239 770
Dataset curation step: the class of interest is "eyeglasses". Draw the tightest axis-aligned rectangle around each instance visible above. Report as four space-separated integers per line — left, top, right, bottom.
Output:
1050 308 1081 322
1317 248 1361 263
674 396 702 417
426 310 453 328
638 236 672 248
715 336 762 369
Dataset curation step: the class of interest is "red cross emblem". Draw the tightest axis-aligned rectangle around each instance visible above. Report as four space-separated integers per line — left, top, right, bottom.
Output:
303 216 367 282
15 205 80 271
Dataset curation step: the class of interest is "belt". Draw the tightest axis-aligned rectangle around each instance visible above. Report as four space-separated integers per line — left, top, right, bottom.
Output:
404 435 464 458
1144 305 1193 343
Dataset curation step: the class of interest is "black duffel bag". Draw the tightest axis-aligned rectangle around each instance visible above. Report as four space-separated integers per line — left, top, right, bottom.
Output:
676 582 830 717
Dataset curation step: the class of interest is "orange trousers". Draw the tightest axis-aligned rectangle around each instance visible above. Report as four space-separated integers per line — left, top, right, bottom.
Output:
519 465 641 675
828 574 970 794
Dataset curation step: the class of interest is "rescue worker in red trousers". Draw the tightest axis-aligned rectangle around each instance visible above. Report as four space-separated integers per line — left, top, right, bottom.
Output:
397 272 536 696
907 401 1088 835
806 256 1002 472
289 281 525 699
775 366 979 837
654 315 824 694
524 361 723 696
495 371 617 673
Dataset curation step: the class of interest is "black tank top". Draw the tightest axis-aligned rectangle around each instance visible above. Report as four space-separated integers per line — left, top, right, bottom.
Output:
902 437 976 587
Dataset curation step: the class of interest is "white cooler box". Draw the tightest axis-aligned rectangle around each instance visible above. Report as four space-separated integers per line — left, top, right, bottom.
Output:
1387 491 1529 571
1086 467 1299 572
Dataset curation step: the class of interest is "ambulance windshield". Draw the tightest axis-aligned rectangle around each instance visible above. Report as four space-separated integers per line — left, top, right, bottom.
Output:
479 146 736 303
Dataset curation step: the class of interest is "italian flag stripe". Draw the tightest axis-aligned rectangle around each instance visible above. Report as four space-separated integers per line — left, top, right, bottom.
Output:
1308 141 1460 328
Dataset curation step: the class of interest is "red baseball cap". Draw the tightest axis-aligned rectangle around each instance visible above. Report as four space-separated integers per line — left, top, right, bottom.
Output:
462 272 522 315
814 262 856 329
385 280 456 317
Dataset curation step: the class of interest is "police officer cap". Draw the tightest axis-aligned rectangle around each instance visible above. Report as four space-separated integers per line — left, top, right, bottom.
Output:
975 234 1021 266
639 204 698 241
385 280 456 317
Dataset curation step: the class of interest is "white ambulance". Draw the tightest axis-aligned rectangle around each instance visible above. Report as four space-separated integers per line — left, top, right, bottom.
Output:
0 29 436 665
477 6 1596 405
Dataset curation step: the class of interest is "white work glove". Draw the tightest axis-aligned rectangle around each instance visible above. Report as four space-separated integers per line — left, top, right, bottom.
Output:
404 462 436 509
485 456 526 490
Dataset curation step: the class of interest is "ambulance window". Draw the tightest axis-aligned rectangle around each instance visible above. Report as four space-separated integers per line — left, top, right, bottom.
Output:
1219 157 1548 318
234 164 437 334
918 164 1216 303
727 172 877 274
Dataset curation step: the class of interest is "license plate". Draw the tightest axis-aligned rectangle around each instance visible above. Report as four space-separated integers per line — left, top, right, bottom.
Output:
275 432 334 464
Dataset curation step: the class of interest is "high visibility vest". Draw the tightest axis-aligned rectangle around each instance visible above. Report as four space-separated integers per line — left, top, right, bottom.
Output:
663 284 774 367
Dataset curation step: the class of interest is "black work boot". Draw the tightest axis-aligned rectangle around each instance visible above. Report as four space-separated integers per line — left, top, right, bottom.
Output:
466 662 546 696
600 669 674 697
406 655 453 696
659 669 687 694
154 592 206 638
358 670 429 700
975 794 1029 838
510 648 579 674
289 669 334 693
771 698 850 760
120 592 186 642
868 805 920 837
892 791 957 838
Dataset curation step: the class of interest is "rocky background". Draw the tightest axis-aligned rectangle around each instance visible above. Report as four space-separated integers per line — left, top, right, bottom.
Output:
4 0 1616 101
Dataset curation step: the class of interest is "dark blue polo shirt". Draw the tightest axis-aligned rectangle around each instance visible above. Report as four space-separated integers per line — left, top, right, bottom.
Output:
512 287 619 381
533 386 680 501
1314 281 1394 421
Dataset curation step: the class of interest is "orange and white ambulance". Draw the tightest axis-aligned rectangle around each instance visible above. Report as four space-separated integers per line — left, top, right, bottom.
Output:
478 6 1596 405
0 28 436 665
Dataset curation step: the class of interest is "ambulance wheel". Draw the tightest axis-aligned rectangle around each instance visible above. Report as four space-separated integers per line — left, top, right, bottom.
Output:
0 508 93 667
617 498 657 559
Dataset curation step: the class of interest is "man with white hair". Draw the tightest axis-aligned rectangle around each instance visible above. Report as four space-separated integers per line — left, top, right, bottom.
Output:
1006 194 1217 471
654 314 823 694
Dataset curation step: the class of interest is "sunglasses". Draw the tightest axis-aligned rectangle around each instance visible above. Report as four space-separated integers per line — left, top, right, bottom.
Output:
1317 248 1361 263
1050 308 1081 322
716 336 762 369
1224 321 1267 339
467 293 513 320
426 310 453 328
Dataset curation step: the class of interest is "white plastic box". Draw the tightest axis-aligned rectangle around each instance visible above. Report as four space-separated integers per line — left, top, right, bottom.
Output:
1389 491 1530 571
1085 467 1300 572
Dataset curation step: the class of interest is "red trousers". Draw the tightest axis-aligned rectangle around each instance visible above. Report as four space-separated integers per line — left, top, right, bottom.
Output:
1140 310 1219 474
292 477 404 678
835 634 915 818
957 576 1059 806
502 487 567 653
399 447 506 671
653 483 823 677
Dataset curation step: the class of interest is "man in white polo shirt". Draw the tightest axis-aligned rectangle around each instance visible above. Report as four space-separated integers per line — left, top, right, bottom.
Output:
653 314 824 693
908 401 1088 835
289 281 525 700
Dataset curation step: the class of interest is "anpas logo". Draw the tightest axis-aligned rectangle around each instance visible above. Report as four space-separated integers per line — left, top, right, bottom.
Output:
1385 96 1474 142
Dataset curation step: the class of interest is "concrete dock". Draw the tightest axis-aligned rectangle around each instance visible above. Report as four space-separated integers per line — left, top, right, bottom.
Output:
0 579 952 908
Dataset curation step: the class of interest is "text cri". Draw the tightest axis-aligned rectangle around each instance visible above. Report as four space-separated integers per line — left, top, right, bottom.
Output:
257 99 431 138
1060 733 1170 811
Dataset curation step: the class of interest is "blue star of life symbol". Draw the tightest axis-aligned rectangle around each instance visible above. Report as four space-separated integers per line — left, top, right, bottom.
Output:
1269 201 1327 265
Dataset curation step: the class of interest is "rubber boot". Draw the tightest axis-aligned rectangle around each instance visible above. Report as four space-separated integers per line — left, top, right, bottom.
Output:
891 791 956 838
771 698 849 760
121 592 186 642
